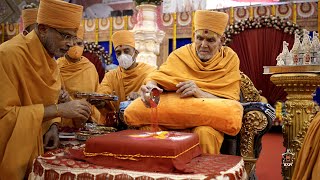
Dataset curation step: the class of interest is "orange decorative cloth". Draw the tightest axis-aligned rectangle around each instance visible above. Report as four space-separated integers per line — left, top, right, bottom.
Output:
57 56 101 125
98 63 156 111
37 0 83 29
146 44 241 100
292 112 320 180
70 130 202 173
194 10 229 36
125 93 243 136
21 8 38 29
0 31 61 179
112 30 135 48
137 43 241 154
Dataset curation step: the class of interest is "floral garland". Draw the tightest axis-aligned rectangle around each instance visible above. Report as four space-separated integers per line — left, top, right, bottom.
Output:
83 42 112 65
225 16 304 45
134 0 163 6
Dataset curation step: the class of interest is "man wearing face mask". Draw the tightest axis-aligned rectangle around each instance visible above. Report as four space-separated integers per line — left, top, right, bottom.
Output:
98 30 156 119
57 24 101 127
135 10 241 154
0 0 92 179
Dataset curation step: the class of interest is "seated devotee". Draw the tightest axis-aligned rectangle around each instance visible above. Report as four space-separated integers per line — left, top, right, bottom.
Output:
292 87 320 180
57 24 101 128
0 0 91 179
21 5 38 35
97 30 156 125
139 10 241 154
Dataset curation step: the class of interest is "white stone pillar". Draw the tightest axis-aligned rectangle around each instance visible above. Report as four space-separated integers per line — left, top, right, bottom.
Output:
133 4 165 67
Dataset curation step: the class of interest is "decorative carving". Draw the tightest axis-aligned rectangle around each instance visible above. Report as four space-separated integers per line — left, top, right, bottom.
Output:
290 32 302 65
270 73 320 100
239 73 273 175
282 100 318 151
276 30 320 66
240 111 268 158
270 73 320 179
240 72 261 102
133 4 165 67
277 41 293 66
311 31 320 64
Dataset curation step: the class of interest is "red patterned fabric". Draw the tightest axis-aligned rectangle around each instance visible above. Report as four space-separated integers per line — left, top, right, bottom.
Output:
29 148 247 180
70 130 202 173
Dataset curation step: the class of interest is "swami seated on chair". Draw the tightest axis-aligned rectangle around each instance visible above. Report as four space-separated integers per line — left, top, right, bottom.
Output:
124 10 243 155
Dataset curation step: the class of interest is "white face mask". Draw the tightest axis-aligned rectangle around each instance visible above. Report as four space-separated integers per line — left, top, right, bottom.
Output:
117 53 134 69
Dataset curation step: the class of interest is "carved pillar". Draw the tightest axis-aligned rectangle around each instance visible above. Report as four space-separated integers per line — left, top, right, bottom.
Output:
264 66 320 179
133 4 165 67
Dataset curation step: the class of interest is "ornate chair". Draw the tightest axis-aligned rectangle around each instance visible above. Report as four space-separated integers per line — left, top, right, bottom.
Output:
220 72 275 179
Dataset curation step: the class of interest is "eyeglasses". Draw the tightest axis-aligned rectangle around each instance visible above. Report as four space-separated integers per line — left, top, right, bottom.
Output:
51 27 78 42
75 39 84 46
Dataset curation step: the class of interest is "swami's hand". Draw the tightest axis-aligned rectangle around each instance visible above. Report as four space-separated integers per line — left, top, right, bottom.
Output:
140 81 163 107
58 100 92 120
176 80 203 98
58 88 70 103
44 124 59 150
88 99 106 109
126 92 140 101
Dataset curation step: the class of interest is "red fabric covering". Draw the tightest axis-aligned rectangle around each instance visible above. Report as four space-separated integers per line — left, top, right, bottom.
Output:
82 52 105 83
70 130 202 173
30 148 246 180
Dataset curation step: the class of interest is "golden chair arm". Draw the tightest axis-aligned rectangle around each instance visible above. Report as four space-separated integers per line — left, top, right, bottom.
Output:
241 110 269 175
240 72 261 103
239 72 273 177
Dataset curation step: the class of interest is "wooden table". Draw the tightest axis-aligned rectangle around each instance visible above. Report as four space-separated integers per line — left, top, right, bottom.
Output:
264 65 320 179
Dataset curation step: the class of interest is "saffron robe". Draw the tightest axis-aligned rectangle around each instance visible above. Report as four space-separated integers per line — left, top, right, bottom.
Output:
98 62 156 111
0 31 61 179
146 44 240 100
57 56 101 126
141 44 241 154
292 112 320 180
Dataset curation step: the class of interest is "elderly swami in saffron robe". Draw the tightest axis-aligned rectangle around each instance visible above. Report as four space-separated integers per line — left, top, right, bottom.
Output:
0 0 92 179
125 10 242 155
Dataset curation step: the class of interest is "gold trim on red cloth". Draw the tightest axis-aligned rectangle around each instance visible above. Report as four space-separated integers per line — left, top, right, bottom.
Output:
83 143 200 161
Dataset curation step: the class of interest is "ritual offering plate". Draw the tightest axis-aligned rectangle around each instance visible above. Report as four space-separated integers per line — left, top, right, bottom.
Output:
70 130 202 173
73 92 118 104
75 125 117 141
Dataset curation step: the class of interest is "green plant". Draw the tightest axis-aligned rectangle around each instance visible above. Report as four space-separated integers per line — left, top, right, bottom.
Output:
134 0 163 6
